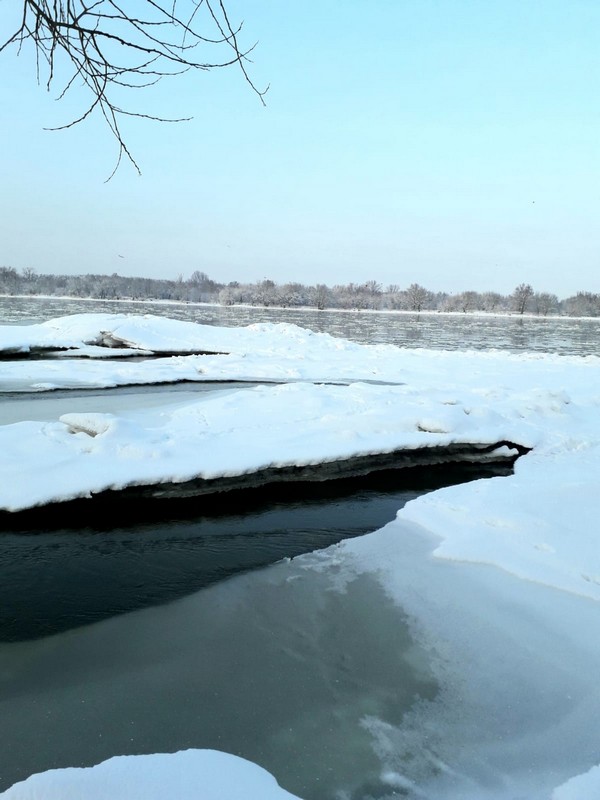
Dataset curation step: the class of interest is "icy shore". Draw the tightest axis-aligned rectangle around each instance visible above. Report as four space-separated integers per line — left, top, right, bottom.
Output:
2 313 600 799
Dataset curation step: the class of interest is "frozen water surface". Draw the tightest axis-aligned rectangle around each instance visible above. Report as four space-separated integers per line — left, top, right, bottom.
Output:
0 383 251 426
324 522 600 799
3 525 599 800
0 559 437 799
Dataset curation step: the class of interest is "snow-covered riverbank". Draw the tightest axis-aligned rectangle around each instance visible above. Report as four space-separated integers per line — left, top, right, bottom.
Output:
2 313 600 799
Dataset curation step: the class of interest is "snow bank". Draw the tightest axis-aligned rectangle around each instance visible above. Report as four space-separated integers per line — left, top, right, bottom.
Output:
398 442 600 601
553 764 600 799
2 315 599 520
0 380 533 512
2 314 599 600
0 313 231 353
0 750 300 800
0 313 392 390
0 312 365 357
2 312 599 392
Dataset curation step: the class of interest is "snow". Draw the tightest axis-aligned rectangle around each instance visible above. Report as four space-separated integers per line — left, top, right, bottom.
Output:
0 311 364 355
2 312 598 393
552 764 600 799
0 380 532 511
2 312 600 799
0 750 300 800
2 315 599 525
399 443 600 601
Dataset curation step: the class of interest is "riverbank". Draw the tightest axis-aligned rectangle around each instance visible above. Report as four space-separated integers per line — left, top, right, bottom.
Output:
2 312 600 798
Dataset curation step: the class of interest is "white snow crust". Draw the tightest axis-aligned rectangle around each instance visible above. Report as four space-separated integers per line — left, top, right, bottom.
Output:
0 750 300 800
0 380 534 511
2 312 598 392
3 312 600 799
0 313 375 391
552 764 600 799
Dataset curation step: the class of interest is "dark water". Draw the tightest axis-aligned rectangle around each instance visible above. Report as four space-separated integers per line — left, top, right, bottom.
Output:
0 462 508 642
2 295 600 355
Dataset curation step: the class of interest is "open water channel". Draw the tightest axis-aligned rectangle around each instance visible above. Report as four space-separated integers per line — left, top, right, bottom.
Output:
1 297 599 798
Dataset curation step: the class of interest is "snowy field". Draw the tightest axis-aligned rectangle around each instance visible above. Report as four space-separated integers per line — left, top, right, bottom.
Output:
2 313 600 799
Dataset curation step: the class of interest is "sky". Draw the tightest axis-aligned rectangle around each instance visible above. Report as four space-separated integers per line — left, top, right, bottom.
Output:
0 0 599 297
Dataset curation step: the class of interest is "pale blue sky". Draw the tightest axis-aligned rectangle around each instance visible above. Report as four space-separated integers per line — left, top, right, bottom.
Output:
1 0 599 296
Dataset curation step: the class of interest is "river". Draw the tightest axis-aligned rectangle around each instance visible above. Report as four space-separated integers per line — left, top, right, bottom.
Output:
2 295 600 355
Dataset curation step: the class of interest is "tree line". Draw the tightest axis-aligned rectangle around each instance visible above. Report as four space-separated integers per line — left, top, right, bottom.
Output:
1 266 599 317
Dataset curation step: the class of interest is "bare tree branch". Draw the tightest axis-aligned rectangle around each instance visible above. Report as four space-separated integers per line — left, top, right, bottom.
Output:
2 0 267 178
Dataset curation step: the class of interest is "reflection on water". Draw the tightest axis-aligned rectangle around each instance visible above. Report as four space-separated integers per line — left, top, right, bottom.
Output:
0 566 437 799
0 463 509 642
2 295 600 355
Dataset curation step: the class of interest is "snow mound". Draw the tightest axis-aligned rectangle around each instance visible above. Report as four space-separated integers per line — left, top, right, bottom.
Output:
0 750 300 800
553 764 600 799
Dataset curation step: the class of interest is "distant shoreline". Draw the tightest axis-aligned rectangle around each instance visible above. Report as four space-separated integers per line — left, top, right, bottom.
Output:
2 293 600 323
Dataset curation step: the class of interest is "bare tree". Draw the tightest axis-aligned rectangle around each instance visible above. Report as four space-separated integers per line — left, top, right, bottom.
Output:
563 291 600 317
384 287 404 310
533 292 559 317
482 291 505 313
2 0 267 176
0 267 19 294
311 283 330 310
189 270 211 285
447 290 481 313
511 283 534 315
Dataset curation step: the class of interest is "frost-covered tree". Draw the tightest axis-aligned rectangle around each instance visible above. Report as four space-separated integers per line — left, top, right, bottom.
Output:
534 292 559 316
443 290 482 313
482 291 505 313
563 292 600 317
404 283 433 312
511 283 534 315
0 266 21 294
383 288 404 310
310 284 331 310
252 279 278 307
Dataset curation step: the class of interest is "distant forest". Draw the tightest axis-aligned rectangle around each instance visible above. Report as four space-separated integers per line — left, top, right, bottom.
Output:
1 266 599 317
